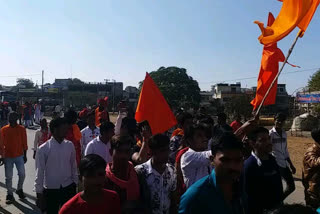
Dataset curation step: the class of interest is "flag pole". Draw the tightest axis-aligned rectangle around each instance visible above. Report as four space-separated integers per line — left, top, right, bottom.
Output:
254 30 303 117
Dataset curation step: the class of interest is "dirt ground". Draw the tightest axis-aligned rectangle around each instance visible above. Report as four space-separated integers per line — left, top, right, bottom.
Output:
287 133 314 179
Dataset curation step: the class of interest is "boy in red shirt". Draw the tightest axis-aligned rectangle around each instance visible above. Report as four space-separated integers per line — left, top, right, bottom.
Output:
59 154 121 214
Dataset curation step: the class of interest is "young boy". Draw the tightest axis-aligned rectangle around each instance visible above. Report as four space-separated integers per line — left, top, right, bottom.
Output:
303 128 320 209
270 113 296 199
105 135 141 213
180 123 212 189
80 111 100 156
135 134 177 214
179 133 246 214
35 117 78 214
0 112 28 204
244 127 283 214
85 121 114 163
33 118 50 159
59 154 121 214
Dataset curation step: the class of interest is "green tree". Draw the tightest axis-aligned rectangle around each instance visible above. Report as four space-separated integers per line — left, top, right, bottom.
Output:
308 69 320 91
16 78 35 88
139 66 201 110
224 95 252 120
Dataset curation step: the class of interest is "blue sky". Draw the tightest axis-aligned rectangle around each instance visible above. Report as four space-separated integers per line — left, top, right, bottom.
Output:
0 0 319 94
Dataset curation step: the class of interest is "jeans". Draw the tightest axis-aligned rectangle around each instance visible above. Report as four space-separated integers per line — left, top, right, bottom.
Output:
4 155 26 195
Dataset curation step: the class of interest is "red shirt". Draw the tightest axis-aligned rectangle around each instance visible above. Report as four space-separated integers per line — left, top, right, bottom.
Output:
59 189 121 214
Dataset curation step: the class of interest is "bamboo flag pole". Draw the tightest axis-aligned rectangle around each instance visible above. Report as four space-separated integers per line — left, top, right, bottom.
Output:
254 30 303 117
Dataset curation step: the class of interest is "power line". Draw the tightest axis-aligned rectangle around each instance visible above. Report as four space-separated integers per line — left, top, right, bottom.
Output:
0 73 41 78
200 67 320 84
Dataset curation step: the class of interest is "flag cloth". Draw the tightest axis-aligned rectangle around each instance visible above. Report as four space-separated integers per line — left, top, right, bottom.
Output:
298 0 320 37
251 13 286 110
135 73 177 135
254 0 313 45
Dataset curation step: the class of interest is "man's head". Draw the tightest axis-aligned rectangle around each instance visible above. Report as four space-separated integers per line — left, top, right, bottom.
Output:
79 154 106 194
120 117 137 137
211 133 243 183
50 117 69 139
185 123 208 152
149 134 170 165
217 112 227 125
247 127 272 156
274 112 287 129
97 99 105 110
40 118 48 130
8 112 18 126
100 121 115 141
65 109 78 124
110 135 134 164
176 112 193 131
86 111 96 128
311 128 320 147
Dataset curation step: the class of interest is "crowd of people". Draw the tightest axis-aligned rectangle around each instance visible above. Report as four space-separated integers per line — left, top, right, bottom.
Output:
0 98 320 214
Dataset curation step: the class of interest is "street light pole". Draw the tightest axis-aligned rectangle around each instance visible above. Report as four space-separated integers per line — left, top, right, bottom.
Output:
112 79 116 113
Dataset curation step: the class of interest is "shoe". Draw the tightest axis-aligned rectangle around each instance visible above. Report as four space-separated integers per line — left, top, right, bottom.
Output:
6 194 15 204
16 189 26 199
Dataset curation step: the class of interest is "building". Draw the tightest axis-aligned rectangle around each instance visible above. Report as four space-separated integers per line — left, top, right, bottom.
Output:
123 86 139 109
212 82 243 103
200 91 214 107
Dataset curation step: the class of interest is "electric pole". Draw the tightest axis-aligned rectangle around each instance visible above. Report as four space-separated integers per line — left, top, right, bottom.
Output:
42 70 44 98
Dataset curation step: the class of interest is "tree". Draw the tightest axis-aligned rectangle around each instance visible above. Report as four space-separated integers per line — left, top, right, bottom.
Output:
139 67 201 110
16 78 34 88
308 69 320 91
224 95 253 120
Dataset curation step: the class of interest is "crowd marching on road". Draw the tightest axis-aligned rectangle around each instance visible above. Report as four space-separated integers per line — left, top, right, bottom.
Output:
0 98 319 214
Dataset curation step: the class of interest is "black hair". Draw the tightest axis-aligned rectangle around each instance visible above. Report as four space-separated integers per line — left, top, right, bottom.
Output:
199 117 214 126
148 134 170 151
176 112 193 126
111 135 134 150
268 204 316 214
87 110 95 118
49 117 68 133
211 132 243 155
217 112 227 120
121 117 137 136
79 154 106 177
185 123 207 140
247 127 269 142
311 128 320 143
100 121 115 135
274 112 287 121
8 111 18 118
65 110 78 123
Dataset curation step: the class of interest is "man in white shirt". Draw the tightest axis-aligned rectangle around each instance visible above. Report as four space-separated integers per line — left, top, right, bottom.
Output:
181 124 212 189
85 121 115 163
34 117 78 214
270 112 296 200
80 111 100 156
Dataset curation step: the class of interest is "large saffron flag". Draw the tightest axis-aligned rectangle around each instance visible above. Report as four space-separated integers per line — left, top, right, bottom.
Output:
251 13 286 109
298 0 320 37
255 0 313 45
135 73 177 135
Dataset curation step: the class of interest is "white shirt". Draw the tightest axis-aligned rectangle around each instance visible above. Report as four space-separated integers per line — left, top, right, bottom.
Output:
270 127 290 168
135 159 177 214
181 148 212 188
34 137 78 193
84 136 112 163
80 126 100 156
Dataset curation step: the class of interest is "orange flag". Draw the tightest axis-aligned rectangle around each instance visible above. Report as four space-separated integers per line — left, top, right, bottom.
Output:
298 0 320 37
135 73 177 135
255 0 313 45
251 13 286 110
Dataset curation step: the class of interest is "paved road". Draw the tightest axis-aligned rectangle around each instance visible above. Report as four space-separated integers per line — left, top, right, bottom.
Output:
0 127 306 213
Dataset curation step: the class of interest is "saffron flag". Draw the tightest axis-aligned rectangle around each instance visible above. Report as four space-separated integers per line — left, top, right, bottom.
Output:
251 13 289 110
255 0 313 45
135 73 177 135
298 0 320 37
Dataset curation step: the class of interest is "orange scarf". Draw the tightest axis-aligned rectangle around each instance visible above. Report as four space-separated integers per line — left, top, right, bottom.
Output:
171 128 184 138
72 124 82 142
